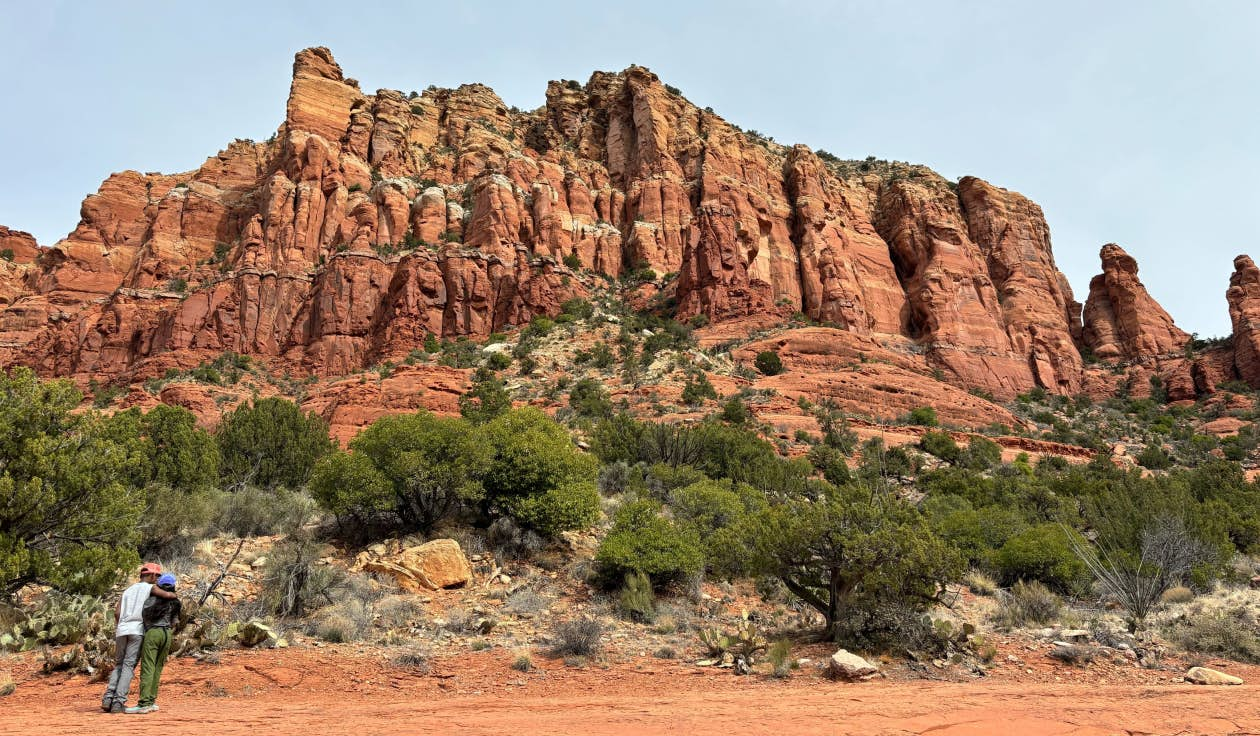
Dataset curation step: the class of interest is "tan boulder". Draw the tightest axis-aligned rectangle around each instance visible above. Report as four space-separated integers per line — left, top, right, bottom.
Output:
1185 666 1243 685
828 649 878 680
360 539 472 592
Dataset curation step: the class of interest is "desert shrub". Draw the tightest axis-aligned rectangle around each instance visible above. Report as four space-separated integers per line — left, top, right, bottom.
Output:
498 480 600 538
964 570 998 596
217 398 332 490
1161 586 1195 604
991 580 1062 628
1166 607 1260 663
562 253 582 269
216 486 315 537
907 406 939 427
504 589 550 616
481 408 597 502
550 616 604 656
767 639 793 677
754 351 783 376
807 444 850 486
138 483 220 556
511 654 533 672
0 593 110 650
569 378 612 418
995 524 1088 593
375 595 426 629
617 571 655 622
720 397 750 425
595 499 704 587
1047 644 1097 666
961 437 1003 470
681 374 718 406
560 298 594 320
1137 442 1172 470
459 367 512 424
311 599 373 643
260 537 344 618
486 517 544 560
331 411 490 533
0 369 145 596
596 461 640 496
390 646 431 672
486 351 512 371
920 431 961 464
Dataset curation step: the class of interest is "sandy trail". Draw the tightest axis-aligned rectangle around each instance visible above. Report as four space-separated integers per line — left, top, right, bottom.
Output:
5 649 1259 736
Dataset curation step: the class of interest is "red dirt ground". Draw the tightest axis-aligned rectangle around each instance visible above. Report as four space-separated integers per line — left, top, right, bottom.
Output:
5 647 1259 736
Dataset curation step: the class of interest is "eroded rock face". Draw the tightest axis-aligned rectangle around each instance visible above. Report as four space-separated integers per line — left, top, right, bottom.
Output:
1082 244 1189 361
0 47 1184 405
1228 255 1260 386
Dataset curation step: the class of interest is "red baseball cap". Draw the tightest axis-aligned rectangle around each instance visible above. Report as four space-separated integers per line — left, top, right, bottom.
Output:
139 562 162 575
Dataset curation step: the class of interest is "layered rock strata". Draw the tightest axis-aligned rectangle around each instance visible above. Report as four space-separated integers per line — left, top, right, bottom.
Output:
0 46 1205 407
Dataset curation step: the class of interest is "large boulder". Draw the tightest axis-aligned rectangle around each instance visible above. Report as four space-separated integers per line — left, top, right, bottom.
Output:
828 649 878 681
1185 666 1244 686
360 538 472 592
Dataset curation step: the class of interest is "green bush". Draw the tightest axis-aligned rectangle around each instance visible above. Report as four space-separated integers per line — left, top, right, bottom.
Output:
338 411 491 533
482 407 597 503
595 499 704 587
961 436 1003 470
681 374 718 405
0 369 143 596
217 398 332 490
754 351 784 376
499 480 600 537
720 397 750 425
1136 443 1172 470
459 367 511 423
995 524 1088 593
807 445 850 486
617 571 655 622
908 406 939 427
920 431 960 464
569 377 613 418
486 352 512 371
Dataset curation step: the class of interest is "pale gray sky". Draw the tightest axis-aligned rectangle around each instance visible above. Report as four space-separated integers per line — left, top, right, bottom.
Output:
1 1 1255 336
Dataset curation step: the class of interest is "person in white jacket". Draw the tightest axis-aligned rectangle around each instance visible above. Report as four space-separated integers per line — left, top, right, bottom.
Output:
100 563 177 713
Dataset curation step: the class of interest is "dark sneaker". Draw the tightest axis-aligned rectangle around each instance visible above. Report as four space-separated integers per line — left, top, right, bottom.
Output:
109 702 125 714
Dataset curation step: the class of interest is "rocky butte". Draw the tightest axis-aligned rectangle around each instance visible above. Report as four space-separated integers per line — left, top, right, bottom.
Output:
0 47 1255 431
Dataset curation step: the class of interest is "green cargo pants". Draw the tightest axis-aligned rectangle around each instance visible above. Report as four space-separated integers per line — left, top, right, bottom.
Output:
137 627 171 707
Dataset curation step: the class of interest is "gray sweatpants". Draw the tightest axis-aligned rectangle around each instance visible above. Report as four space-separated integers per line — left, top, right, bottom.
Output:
101 634 143 708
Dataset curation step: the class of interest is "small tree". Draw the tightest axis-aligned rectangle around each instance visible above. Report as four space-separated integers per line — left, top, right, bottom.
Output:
459 367 511 423
754 351 784 376
0 369 144 596
217 398 332 490
344 411 492 533
739 484 962 643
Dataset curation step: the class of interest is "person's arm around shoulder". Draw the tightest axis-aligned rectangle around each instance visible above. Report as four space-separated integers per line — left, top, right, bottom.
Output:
150 585 177 600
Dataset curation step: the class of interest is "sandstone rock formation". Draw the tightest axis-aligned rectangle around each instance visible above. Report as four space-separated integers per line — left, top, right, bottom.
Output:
355 538 473 592
1228 255 1260 386
0 46 1222 418
1082 244 1189 361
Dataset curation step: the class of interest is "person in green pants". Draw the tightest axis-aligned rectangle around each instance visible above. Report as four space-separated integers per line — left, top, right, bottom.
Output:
127 573 182 714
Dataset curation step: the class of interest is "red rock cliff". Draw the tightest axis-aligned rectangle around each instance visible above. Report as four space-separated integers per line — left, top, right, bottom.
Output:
0 47 1173 402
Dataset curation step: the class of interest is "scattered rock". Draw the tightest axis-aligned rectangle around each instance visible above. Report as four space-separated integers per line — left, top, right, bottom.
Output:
357 538 472 592
828 649 878 681
1185 667 1244 686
